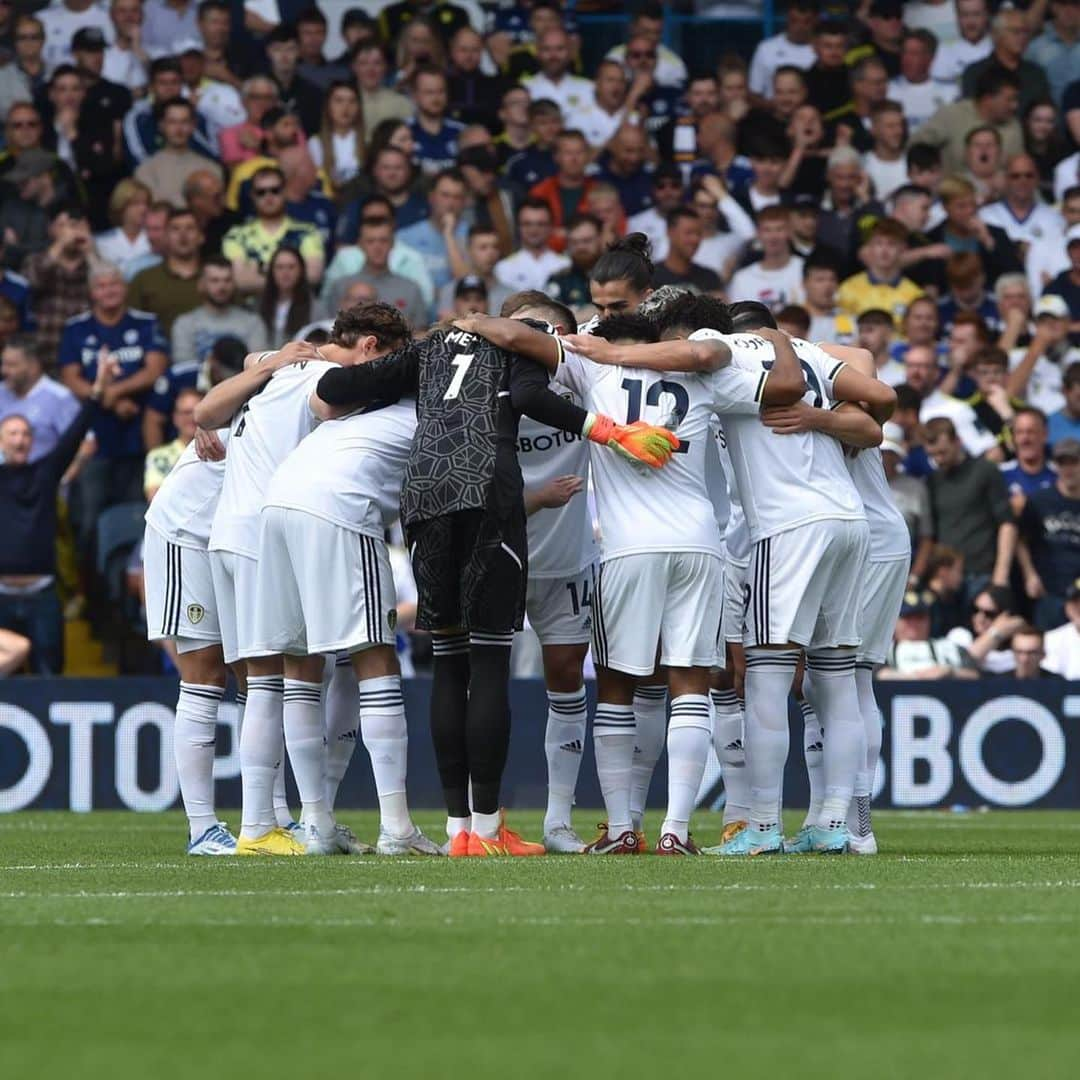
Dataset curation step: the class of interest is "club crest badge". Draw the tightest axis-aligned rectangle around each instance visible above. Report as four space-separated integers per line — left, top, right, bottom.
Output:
187 603 205 625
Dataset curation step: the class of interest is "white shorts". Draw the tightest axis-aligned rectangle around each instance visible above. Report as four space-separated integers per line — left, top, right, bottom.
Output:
526 564 597 646
745 519 870 650
144 524 220 653
248 507 396 658
208 548 258 665
593 551 724 676
723 554 749 645
857 557 909 665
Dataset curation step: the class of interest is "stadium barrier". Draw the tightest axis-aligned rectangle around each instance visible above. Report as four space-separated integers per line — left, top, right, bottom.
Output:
1 678 1078 812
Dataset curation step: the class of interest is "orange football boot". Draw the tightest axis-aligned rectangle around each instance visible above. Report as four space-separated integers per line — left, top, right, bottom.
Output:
448 831 472 857
466 813 545 856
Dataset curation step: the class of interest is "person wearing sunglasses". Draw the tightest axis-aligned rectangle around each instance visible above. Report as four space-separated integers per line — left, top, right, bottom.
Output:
0 15 46 123
945 584 1024 674
978 154 1060 263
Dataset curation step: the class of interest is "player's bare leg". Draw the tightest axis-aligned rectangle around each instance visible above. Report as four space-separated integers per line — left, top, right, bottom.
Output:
630 661 667 848
587 665 640 854
541 641 590 852
655 666 712 854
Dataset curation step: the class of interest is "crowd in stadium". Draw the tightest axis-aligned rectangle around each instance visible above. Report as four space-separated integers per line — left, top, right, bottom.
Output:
0 0 1078 683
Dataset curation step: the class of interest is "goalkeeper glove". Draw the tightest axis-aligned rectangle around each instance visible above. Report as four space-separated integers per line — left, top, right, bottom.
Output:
585 414 680 468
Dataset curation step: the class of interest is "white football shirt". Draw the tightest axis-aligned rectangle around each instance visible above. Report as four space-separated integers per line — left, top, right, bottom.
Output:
847 447 910 562
553 343 764 561
144 430 228 550
518 388 596 579
209 360 335 558
727 257 805 312
691 331 866 544
264 400 417 539
715 427 750 563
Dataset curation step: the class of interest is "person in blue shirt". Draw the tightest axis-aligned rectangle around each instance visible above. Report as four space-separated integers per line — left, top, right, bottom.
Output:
0 264 35 331
504 98 560 191
593 124 655 218
1048 362 1080 447
122 57 219 167
397 168 469 292
57 263 169 547
999 406 1057 501
408 66 466 177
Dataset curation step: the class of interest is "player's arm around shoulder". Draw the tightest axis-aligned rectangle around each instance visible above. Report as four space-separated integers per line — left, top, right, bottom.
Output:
568 329 733 373
755 328 807 405
816 341 897 424
452 314 562 372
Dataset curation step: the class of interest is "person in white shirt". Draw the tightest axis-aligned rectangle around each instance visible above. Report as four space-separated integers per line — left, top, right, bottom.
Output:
888 28 957 131
747 0 817 97
930 0 992 84
103 0 149 92
523 26 594 119
605 2 688 89
494 198 569 292
39 0 113 73
1053 149 1080 202
576 60 630 151
141 0 201 60
980 153 1061 260
864 100 911 201
905 343 999 456
1027 185 1080 297
727 205 805 312
904 0 960 47
1007 295 1080 416
1042 583 1080 678
176 39 244 144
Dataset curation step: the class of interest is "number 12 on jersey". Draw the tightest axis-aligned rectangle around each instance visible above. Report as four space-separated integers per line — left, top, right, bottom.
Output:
443 352 474 400
622 377 689 452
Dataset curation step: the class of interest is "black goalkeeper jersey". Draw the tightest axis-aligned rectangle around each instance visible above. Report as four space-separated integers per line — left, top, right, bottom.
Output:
316 327 589 527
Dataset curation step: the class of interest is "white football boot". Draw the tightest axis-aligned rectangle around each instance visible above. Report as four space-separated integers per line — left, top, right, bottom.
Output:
375 825 443 855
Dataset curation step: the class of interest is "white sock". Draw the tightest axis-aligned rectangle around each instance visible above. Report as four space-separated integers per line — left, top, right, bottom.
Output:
850 662 882 838
324 656 359 808
543 687 588 834
283 678 333 834
710 687 749 824
593 702 635 836
272 763 293 827
472 809 501 839
358 674 412 837
446 815 471 840
661 694 712 843
240 675 284 839
805 649 863 831
630 684 667 831
174 682 223 842
799 698 824 830
744 649 799 832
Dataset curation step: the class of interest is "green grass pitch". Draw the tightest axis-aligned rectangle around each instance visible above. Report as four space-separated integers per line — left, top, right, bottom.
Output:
2 809 1079 1079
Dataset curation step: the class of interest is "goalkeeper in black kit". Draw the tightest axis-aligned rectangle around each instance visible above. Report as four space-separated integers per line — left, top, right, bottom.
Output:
317 322 678 855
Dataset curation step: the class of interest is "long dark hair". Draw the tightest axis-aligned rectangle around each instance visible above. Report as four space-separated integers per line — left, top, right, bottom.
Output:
590 232 653 290
260 246 313 342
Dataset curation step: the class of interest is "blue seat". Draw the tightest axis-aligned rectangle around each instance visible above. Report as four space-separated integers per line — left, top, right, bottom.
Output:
95 501 146 577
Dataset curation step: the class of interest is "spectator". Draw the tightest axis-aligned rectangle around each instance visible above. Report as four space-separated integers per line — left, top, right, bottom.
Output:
134 98 224 210
197 0 250 89
796 251 851 344
606 1 690 90
962 125 1005 203
0 334 81 462
1008 625 1060 679
384 166 465 289
1000 406 1057 509
444 26 507 130
839 218 923 326
979 153 1059 260
276 143 337 253
593 124 653 219
527 129 594 254
932 0 992 85
727 206 804 310
1048 362 1080 446
0 15 47 123
103 0 149 94
1017 437 1080 628
947 583 1024 673
863 101 910 201
169 256 267 378
344 142 426 233
878 588 979 679
937 252 1001 336
652 207 722 295
961 346 1024 457
911 67 1023 176
576 60 632 153
457 145 514 257
858 308 905 384
327 216 424 329
1042 577 1080 677
494 197 568 293
407 65 465 177
122 199 170 281
994 272 1035 353
804 20 852 119
173 38 247 147
294 5 349 91
624 165 685 265
218 76 281 168
892 294 942 370
888 28 958 132
264 25 322 136
748 0 817 98
122 58 218 166
815 147 883 273
59 263 168 550
848 1 904 79
524 25 593 118
39 1 113 73
546 214 604 317
220 105 307 210
25 204 94 361
141 0 200 60
309 78 364 191
731 132 788 219
143 386 200 502
1007 295 1077 416
692 113 754 195
925 544 967 634
437 225 512 320
222 164 325 295
94 178 152 279
350 40 411 139
0 357 115 673
831 56 890 153
128 207 203 335
1043 225 1080 322
925 415 1016 593
392 15 447 88
685 176 756 281
961 6 1050 115
505 97 561 191
620 32 683 148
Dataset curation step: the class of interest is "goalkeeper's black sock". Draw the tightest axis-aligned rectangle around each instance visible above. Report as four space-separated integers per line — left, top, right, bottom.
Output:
430 634 471 819
465 633 514 815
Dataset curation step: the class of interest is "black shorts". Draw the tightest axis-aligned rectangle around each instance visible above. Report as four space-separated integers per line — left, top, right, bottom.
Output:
407 506 527 634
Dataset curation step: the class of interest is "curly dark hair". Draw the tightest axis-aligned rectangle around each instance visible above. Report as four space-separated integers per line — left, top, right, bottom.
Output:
591 312 658 344
656 292 734 337
330 300 411 350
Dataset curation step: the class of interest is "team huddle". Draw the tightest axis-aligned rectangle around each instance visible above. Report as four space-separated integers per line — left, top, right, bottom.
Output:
143 234 902 858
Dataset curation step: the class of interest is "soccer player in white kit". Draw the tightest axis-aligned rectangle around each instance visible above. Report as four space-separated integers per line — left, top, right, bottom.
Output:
253 308 441 857
566 294 893 854
471 308 807 854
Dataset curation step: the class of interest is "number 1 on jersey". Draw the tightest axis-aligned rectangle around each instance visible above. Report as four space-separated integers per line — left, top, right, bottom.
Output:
443 352 474 400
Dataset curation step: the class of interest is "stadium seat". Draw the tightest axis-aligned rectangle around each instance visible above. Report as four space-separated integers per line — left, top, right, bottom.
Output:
95 502 147 578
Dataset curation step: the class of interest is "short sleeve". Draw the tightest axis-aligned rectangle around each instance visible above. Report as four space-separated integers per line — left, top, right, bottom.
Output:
57 323 79 369
299 229 326 260
148 319 169 356
553 341 596 398
795 339 846 401
708 365 767 415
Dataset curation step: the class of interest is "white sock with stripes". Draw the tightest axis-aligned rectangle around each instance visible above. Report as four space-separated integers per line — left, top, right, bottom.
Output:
283 678 333 835
324 656 359 809
805 649 863 831
799 698 825 830
543 687 588 834
710 687 749 824
744 648 799 832
272 763 293 827
593 702 635 837
359 674 412 837
850 662 881 838
240 675 284 839
661 694 712 843
630 685 668 832
174 682 223 842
